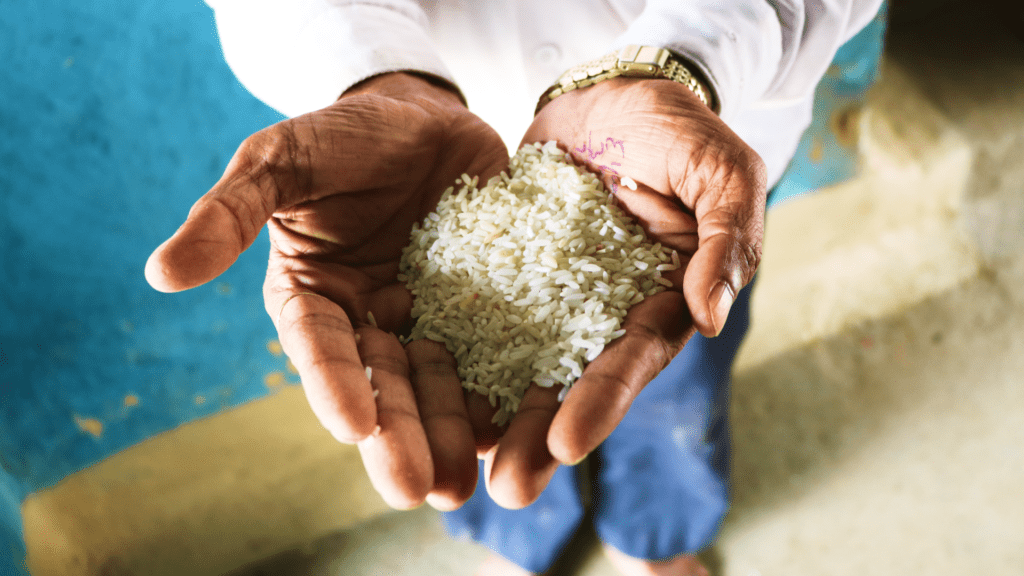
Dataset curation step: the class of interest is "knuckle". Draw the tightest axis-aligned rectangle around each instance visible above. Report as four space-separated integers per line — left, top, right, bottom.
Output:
421 410 466 429
361 352 409 376
377 405 423 428
193 193 254 254
743 237 763 281
406 339 459 368
626 323 678 372
245 123 295 169
285 305 354 335
240 121 313 201
743 147 768 189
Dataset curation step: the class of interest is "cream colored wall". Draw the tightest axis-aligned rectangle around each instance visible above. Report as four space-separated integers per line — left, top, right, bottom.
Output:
23 386 390 576
734 58 978 372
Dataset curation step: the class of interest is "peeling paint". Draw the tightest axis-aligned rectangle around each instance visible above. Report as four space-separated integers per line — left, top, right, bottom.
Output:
264 372 287 389
73 416 104 438
810 137 824 163
830 106 861 149
266 339 283 356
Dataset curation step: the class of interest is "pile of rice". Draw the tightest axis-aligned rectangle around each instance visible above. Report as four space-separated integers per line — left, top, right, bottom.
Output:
398 142 679 425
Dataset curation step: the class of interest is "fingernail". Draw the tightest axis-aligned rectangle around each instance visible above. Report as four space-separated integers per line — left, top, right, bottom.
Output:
482 445 499 492
569 453 589 466
394 500 425 512
710 282 735 336
332 429 362 445
347 425 381 445
484 444 499 461
425 494 460 512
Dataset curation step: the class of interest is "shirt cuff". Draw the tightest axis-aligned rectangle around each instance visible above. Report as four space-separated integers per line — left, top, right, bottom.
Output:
212 2 456 118
610 1 784 123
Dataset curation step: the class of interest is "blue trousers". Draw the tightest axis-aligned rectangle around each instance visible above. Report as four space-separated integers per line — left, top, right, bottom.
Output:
443 281 753 574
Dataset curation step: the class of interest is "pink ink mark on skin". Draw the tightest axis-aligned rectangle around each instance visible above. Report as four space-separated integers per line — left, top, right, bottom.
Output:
574 132 626 162
597 162 623 192
575 131 627 193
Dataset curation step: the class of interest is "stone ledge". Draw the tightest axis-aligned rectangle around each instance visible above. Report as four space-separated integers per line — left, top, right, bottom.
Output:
23 386 390 576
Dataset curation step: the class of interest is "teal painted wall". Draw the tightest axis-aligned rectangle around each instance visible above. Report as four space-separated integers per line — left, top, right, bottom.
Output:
1 3 290 571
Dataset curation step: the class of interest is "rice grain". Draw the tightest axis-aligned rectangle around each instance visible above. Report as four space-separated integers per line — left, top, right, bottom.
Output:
399 142 679 425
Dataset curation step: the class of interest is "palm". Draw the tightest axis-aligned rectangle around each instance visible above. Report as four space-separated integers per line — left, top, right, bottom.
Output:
524 78 763 289
480 78 767 509
262 93 509 332
147 73 509 511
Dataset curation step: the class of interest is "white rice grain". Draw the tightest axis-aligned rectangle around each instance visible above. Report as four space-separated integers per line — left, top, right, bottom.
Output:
399 143 676 426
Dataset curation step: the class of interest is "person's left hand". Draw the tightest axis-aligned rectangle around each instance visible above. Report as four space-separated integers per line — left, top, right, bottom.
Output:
481 76 767 509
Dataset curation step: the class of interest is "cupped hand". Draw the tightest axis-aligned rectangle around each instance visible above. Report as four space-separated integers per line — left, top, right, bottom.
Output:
145 72 509 511
483 77 767 508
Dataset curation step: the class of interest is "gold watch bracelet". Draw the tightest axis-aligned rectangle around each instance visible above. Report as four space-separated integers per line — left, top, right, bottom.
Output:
535 45 717 115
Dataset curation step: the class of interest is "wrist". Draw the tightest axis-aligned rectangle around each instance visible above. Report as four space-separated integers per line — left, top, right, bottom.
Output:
535 45 717 115
341 71 467 108
672 54 716 113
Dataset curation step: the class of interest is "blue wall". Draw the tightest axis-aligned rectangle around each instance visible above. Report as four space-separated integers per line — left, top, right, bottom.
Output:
1 3 292 572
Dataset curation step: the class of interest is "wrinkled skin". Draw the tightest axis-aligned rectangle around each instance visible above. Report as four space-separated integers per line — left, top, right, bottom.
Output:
147 73 508 510
146 71 766 512
485 77 767 508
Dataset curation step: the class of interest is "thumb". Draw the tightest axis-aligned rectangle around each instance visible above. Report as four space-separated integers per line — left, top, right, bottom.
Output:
145 136 280 293
681 162 766 338
683 210 761 337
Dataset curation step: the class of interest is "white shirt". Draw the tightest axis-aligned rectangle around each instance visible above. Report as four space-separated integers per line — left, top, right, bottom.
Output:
204 0 883 188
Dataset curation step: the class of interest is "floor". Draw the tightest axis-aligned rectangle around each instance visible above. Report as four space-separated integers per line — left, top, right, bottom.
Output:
234 7 1024 576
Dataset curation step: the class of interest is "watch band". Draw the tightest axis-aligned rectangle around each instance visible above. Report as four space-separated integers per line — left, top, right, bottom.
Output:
535 45 715 115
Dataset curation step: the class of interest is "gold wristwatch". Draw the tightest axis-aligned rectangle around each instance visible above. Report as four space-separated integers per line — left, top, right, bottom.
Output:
535 45 716 115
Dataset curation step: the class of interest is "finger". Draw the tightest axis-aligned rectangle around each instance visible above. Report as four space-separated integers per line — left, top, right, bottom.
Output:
485 385 562 510
682 203 762 337
467 391 504 457
672 142 767 338
144 140 278 293
261 251 413 335
367 283 415 334
146 105 424 294
607 185 699 258
547 291 693 465
357 328 434 510
275 292 378 442
406 339 478 510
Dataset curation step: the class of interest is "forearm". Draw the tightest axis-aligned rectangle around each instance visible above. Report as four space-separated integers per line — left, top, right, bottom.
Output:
343 71 466 108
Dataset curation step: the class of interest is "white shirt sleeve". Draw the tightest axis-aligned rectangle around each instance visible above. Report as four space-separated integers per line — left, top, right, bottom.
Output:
612 0 885 122
205 0 455 118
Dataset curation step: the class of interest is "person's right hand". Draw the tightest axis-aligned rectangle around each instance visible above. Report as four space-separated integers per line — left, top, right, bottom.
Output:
145 72 509 511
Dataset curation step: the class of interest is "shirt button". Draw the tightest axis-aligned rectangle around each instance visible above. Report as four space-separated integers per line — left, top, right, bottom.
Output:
532 43 562 66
